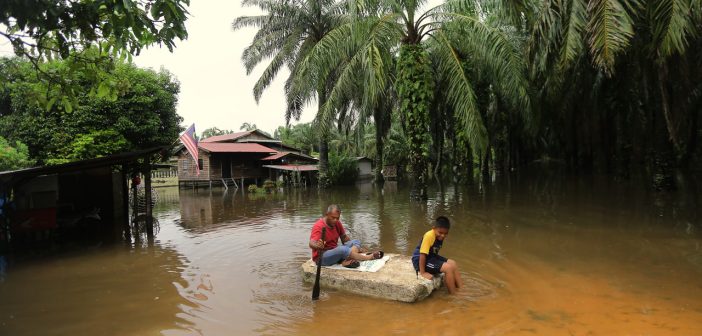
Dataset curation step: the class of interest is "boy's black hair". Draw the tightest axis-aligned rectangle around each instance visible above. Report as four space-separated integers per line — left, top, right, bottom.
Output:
434 216 451 229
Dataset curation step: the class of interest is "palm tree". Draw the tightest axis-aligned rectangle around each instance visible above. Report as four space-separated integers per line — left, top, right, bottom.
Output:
296 0 530 198
523 0 702 178
201 127 234 139
239 122 257 131
233 0 347 187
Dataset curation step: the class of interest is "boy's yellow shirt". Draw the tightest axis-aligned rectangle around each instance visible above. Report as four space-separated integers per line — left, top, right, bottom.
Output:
419 229 437 255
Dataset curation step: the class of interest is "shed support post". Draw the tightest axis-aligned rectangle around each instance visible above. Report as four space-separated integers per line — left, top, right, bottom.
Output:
122 166 131 242
144 156 154 240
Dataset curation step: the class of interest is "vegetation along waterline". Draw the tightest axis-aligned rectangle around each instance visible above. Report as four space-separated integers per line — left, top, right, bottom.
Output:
1 2 701 335
0 1 698 194
2 178 701 334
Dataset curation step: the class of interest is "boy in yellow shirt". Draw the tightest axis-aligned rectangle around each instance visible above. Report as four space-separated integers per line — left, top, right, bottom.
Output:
411 216 462 294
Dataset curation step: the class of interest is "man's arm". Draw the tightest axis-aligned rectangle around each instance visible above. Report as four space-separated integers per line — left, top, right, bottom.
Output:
338 221 350 243
309 224 324 250
340 233 350 244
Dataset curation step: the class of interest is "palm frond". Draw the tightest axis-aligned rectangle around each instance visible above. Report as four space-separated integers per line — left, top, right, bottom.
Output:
650 0 694 60
252 30 301 102
432 29 488 157
559 0 587 70
241 28 289 74
232 15 270 30
526 0 561 76
294 15 401 136
586 0 636 75
442 11 532 126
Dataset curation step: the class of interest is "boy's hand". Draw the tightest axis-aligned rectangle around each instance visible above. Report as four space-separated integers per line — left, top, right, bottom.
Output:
421 272 433 280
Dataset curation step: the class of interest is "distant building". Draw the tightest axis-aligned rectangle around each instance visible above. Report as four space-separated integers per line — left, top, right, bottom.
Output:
355 157 374 181
176 130 318 188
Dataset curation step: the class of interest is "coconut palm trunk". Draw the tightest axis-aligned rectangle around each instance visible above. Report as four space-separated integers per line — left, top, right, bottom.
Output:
397 44 433 200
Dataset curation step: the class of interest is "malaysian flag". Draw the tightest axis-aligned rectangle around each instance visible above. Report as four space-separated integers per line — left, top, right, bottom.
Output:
179 123 200 175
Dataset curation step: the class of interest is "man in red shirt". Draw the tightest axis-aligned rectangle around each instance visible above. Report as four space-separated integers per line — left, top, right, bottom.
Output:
309 204 383 267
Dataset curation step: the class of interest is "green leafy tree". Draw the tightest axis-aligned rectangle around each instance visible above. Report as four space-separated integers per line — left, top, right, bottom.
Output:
0 136 34 170
327 151 359 185
0 0 190 110
384 118 410 167
45 129 130 165
274 123 319 155
0 57 183 164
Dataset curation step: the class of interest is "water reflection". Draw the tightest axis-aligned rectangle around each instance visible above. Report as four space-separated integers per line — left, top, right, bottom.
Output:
0 243 194 336
2 176 702 335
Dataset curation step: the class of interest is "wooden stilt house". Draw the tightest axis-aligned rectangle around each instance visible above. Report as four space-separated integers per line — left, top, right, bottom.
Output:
176 130 318 188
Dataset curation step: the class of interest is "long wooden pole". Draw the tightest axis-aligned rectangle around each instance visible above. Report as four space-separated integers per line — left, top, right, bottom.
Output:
312 227 326 300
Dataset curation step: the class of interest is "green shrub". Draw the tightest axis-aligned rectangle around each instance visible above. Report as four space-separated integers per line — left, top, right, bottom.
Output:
328 152 359 185
247 184 259 193
263 179 276 193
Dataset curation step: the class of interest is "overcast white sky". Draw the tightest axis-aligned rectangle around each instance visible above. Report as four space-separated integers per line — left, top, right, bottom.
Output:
133 0 316 137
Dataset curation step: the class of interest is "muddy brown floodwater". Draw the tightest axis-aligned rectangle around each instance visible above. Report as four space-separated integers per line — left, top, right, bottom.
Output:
1 174 701 335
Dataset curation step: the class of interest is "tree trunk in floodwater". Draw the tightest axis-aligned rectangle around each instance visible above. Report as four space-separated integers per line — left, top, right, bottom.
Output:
396 44 433 200
651 75 677 191
318 136 330 188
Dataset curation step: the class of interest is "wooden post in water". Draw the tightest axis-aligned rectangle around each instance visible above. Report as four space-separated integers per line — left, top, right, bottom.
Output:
121 166 131 242
144 156 154 240
131 169 140 237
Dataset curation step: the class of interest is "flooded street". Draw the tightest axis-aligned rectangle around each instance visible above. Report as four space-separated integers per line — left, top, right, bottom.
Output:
1 175 701 335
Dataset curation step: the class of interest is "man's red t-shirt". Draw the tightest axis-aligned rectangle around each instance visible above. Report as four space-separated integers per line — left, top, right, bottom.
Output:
310 218 346 260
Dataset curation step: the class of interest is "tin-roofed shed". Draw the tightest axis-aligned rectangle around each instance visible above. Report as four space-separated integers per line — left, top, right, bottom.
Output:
0 147 165 249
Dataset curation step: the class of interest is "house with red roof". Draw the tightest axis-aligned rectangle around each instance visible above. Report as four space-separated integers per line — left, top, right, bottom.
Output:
176 130 318 188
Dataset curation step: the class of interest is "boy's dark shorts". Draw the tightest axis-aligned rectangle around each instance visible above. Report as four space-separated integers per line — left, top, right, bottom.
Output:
412 255 448 274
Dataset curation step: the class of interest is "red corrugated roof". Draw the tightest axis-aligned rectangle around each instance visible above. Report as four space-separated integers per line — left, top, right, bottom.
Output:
200 131 252 143
261 151 318 161
262 164 318 172
261 152 289 160
199 142 276 153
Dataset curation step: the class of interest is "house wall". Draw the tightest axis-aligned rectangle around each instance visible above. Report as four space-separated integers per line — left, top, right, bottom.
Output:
178 149 210 181
209 156 222 179
230 153 266 178
357 160 373 178
179 152 272 182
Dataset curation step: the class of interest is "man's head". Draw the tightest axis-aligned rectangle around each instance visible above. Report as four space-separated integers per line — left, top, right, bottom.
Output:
324 204 341 226
433 216 451 241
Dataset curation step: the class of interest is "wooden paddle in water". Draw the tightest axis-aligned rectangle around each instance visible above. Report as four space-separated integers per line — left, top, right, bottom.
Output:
312 227 326 300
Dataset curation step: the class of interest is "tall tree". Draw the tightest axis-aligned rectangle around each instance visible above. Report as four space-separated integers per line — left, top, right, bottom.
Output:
298 0 530 198
233 0 346 188
0 57 183 165
522 0 702 180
